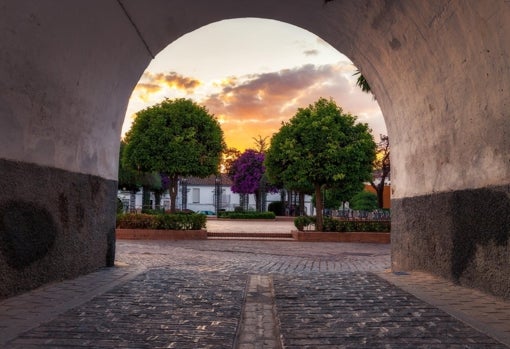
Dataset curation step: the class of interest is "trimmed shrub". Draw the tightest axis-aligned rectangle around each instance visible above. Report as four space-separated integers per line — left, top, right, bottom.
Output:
116 213 206 230
294 216 315 231
141 208 165 215
218 211 276 219
116 213 155 229
116 198 124 214
268 201 285 216
321 217 390 232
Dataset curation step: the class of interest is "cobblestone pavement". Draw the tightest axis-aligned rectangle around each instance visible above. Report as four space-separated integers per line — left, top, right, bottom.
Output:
116 240 391 273
1 234 509 348
274 273 506 348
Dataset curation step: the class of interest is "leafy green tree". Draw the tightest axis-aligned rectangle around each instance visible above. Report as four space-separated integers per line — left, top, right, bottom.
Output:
118 141 139 192
265 123 314 216
265 97 376 231
323 183 364 210
118 141 139 212
349 190 378 211
123 98 225 212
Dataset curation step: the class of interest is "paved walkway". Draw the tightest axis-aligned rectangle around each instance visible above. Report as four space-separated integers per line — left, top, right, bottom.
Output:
0 220 509 348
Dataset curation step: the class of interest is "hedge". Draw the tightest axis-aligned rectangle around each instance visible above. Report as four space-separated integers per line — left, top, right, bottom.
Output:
294 216 390 232
322 217 390 232
217 211 276 219
116 213 206 230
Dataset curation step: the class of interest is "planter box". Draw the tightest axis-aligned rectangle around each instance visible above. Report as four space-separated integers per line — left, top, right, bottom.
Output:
116 229 207 240
291 231 390 243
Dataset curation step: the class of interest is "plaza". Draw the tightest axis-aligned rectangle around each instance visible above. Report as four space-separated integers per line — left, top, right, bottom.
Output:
1 221 509 348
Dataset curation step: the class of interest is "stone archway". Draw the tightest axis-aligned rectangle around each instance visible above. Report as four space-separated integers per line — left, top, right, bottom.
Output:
0 0 508 299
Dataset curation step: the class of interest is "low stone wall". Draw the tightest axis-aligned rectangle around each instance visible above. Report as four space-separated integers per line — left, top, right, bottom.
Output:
291 231 390 243
116 229 207 240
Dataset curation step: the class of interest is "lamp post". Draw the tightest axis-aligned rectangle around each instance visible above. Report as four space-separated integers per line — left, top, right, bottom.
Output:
215 176 222 213
181 178 188 210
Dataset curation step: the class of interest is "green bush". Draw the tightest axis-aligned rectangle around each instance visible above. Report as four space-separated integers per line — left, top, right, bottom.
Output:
294 216 315 231
116 198 124 214
141 208 165 215
116 213 155 229
349 191 378 211
116 213 206 230
321 217 390 232
268 201 285 216
218 211 276 219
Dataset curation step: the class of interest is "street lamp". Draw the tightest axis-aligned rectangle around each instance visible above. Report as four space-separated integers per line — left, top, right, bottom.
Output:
215 176 222 213
181 178 188 210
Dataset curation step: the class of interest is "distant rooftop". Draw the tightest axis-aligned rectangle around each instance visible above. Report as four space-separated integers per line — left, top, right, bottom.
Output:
184 174 233 186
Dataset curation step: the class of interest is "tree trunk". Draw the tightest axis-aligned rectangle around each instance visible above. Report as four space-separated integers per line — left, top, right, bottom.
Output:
286 190 291 216
370 181 385 209
315 184 324 231
169 175 179 213
299 192 305 216
154 191 161 210
243 194 249 211
142 186 151 212
377 185 384 208
129 190 136 212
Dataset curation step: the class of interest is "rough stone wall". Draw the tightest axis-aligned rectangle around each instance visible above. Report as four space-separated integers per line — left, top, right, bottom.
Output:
392 185 510 299
0 159 117 299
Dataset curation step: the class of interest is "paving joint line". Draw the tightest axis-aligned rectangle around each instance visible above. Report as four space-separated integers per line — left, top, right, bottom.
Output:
235 274 282 349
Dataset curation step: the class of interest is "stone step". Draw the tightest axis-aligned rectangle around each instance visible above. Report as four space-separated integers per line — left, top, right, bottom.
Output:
207 231 294 241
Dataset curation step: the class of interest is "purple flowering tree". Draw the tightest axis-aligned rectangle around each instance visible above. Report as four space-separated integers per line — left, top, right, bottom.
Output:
228 149 269 211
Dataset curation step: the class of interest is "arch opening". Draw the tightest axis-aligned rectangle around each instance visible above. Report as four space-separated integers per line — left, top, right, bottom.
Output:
0 1 508 300
118 17 389 217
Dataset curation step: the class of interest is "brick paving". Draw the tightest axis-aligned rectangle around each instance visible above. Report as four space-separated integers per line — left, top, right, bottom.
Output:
1 220 509 348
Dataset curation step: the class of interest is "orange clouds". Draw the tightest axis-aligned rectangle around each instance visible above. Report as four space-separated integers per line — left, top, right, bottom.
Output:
134 72 201 100
125 64 385 151
151 72 201 91
202 64 368 150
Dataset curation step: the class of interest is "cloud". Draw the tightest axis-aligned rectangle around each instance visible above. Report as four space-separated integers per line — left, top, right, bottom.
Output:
200 63 386 150
133 83 162 102
140 71 201 93
123 64 386 150
304 49 319 56
204 64 336 119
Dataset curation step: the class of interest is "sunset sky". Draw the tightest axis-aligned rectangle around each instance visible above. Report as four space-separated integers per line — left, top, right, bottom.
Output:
122 18 386 151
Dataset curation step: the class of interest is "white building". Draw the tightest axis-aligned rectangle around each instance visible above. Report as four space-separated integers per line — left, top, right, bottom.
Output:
117 174 313 214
